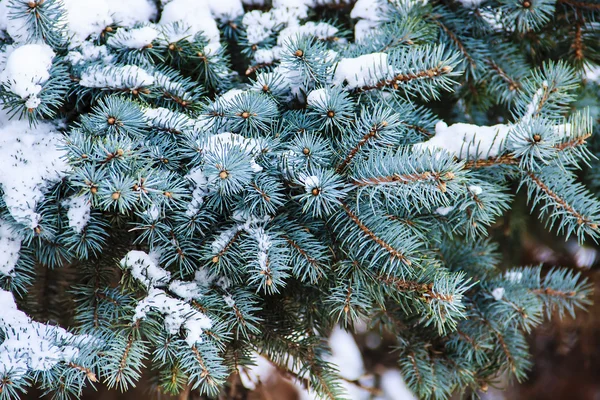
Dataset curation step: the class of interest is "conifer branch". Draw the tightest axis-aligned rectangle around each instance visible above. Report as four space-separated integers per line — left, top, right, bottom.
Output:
341 203 411 265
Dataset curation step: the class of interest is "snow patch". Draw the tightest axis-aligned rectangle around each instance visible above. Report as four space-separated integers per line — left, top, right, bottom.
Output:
62 196 91 234
120 250 171 288
333 53 395 90
134 287 212 346
306 88 330 107
435 206 455 216
107 26 159 49
0 289 96 380
80 65 155 89
0 119 69 228
0 44 55 110
0 221 21 277
414 121 510 159
491 287 505 301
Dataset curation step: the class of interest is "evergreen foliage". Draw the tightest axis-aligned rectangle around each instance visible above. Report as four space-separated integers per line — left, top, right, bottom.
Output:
0 0 598 399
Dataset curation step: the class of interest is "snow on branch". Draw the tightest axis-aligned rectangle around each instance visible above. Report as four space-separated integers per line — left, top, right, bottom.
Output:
0 289 97 380
121 250 213 346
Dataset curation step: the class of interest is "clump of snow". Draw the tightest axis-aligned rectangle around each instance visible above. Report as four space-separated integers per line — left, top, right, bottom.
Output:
248 226 272 270
0 289 96 380
66 42 114 66
302 175 321 193
80 65 155 89
62 196 91 234
0 119 69 228
122 250 212 346
106 0 157 27
333 53 395 89
61 0 113 47
306 88 330 107
210 213 272 267
133 287 212 346
60 0 157 47
253 48 282 64
223 295 235 307
209 0 244 21
277 22 339 46
186 167 209 217
107 26 159 49
468 185 483 195
435 206 454 216
351 0 386 21
242 1 309 47
212 226 240 254
353 19 380 42
217 89 245 105
143 205 161 221
0 44 55 110
0 220 21 277
159 0 223 53
523 81 548 122
491 287 505 301
194 267 217 287
414 121 510 159
504 271 523 283
120 250 171 288
168 280 204 301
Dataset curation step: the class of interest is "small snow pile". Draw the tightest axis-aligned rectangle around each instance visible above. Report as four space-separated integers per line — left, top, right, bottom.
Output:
62 196 91 234
468 185 483 195
0 220 21 277
414 121 510 159
415 81 573 160
106 0 158 26
333 53 395 90
186 167 209 217
0 289 96 380
491 287 505 301
504 271 523 283
107 26 159 49
0 44 55 109
160 0 244 53
302 175 321 193
66 42 114 66
122 250 213 346
210 212 272 267
120 250 171 288
248 226 272 271
79 65 155 89
306 88 330 107
0 119 69 228
435 206 455 216
168 280 204 301
134 288 212 346
277 22 339 46
61 0 157 47
349 0 389 41
61 0 113 47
